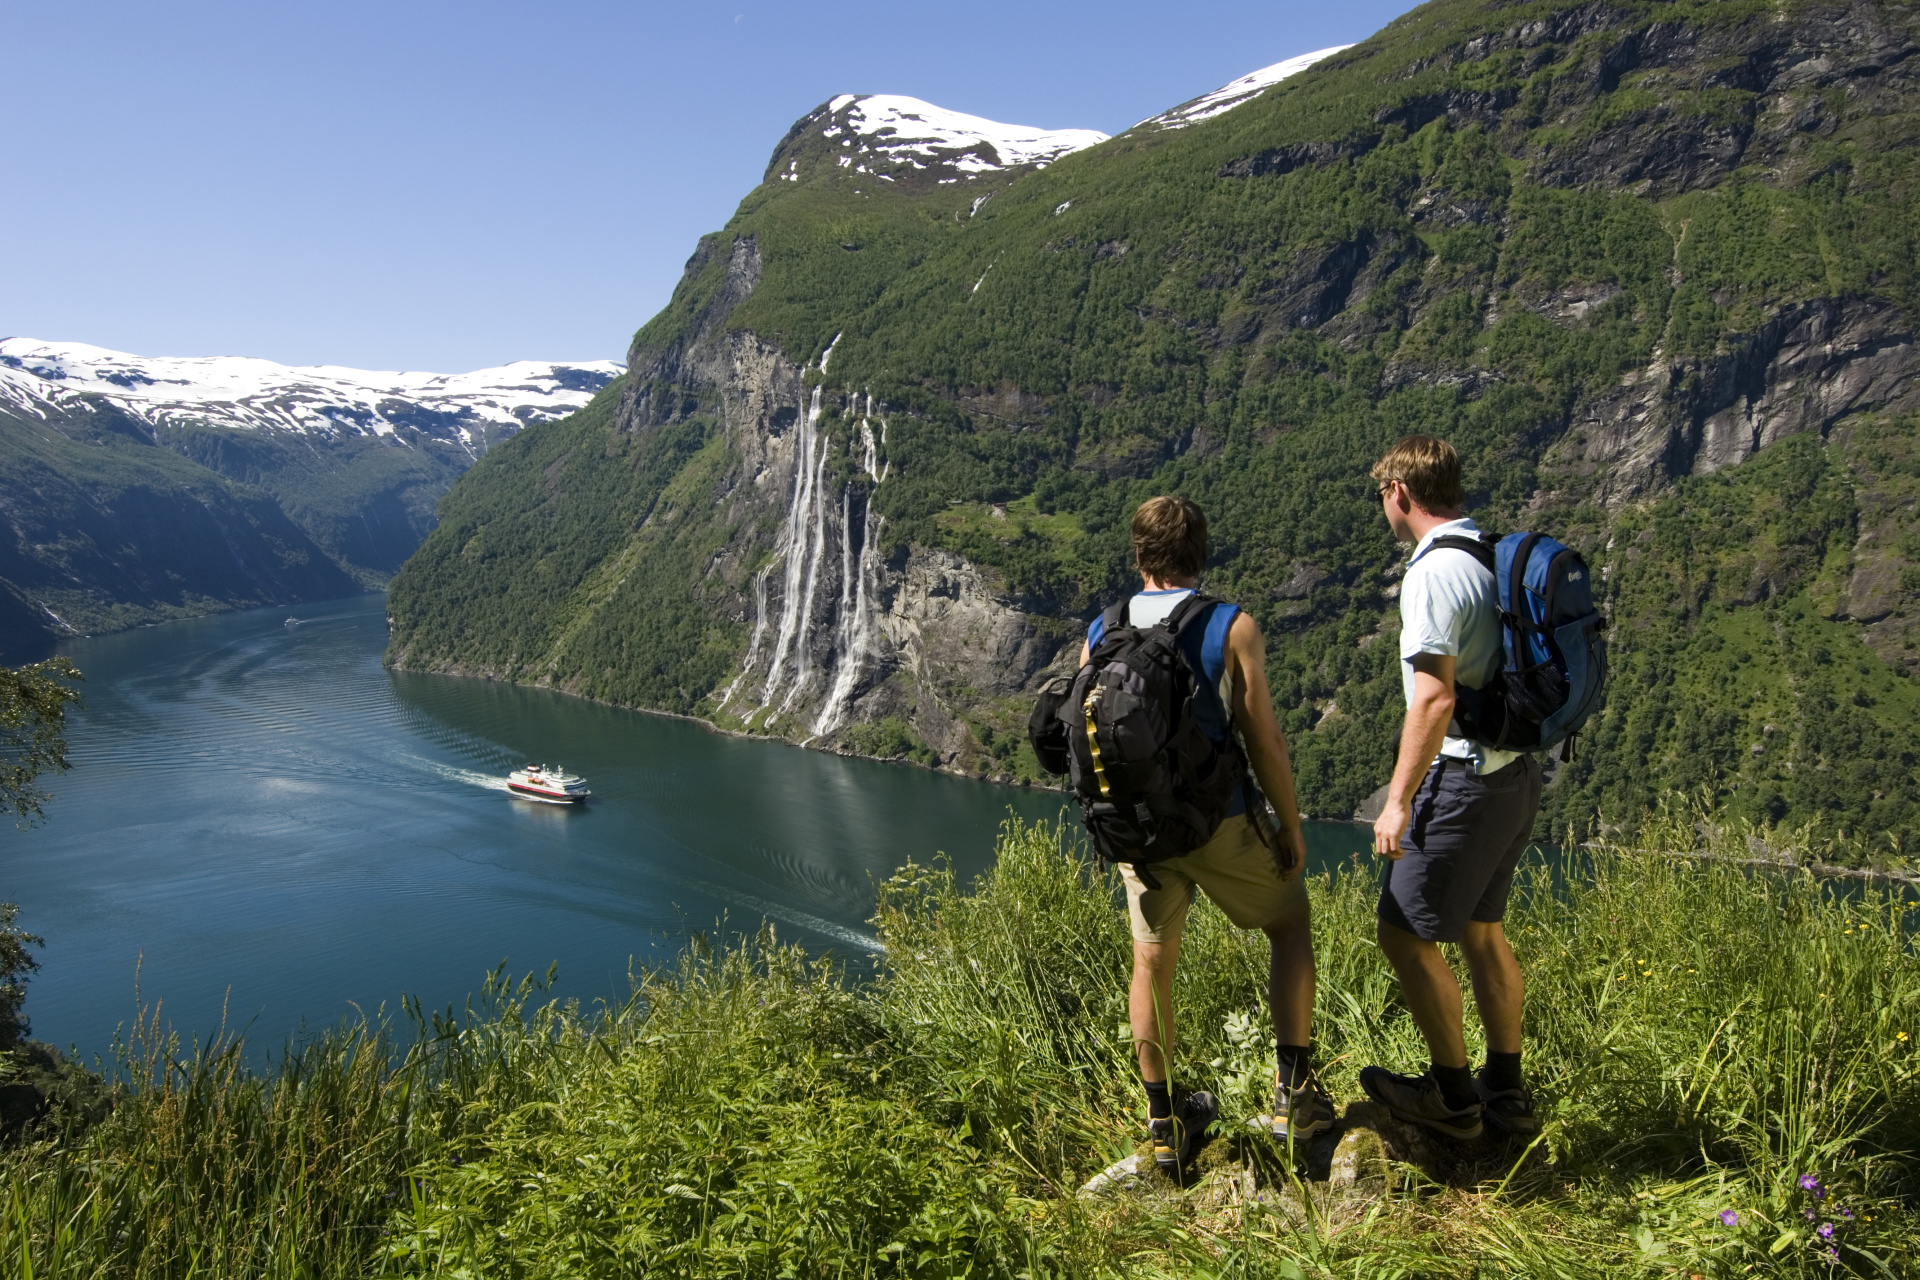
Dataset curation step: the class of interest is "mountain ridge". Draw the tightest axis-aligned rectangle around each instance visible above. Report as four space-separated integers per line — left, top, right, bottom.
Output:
388 0 1920 852
0 342 619 661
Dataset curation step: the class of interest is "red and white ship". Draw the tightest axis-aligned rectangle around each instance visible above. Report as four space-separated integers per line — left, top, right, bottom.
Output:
507 764 590 804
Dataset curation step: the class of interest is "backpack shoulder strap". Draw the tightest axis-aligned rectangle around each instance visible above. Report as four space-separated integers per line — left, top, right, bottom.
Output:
1161 592 1224 639
1088 600 1128 650
1418 533 1497 576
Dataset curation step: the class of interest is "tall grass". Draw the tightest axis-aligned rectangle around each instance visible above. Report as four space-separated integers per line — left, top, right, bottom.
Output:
3 809 1915 1277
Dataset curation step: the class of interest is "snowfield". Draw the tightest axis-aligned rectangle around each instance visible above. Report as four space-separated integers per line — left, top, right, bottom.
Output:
808 95 1109 176
0 338 622 447
793 47 1357 184
1137 46 1355 130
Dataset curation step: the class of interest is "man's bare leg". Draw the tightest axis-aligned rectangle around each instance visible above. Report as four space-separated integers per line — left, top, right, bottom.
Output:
1263 893 1314 1049
1375 919 1468 1068
1459 920 1522 1055
1130 937 1180 1081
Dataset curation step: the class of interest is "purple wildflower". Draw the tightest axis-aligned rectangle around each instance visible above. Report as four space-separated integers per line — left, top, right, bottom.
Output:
1800 1173 1823 1194
1804 1208 1818 1223
1817 1223 1835 1241
1828 1247 1841 1263
1719 1210 1740 1227
1840 1208 1855 1220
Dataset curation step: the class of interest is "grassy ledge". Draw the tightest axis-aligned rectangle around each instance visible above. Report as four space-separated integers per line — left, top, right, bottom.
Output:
4 808 1917 1278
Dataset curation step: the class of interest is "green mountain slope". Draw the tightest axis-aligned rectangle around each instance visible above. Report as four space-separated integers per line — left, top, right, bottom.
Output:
0 402 360 662
388 0 1920 854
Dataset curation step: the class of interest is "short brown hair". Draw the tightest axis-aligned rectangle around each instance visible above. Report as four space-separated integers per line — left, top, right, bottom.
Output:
1131 496 1208 581
1371 435 1463 511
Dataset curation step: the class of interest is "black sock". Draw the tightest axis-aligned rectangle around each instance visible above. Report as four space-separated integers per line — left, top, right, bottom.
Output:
1144 1078 1173 1121
1431 1062 1476 1111
1276 1043 1312 1091
1482 1050 1522 1093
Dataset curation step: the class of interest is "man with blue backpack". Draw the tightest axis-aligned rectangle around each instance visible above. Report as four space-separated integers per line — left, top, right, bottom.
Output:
1360 435 1605 1141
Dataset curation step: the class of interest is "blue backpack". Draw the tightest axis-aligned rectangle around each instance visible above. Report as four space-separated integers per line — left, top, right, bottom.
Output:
1422 531 1608 760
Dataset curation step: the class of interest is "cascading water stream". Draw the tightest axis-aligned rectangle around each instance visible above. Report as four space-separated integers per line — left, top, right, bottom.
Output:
718 563 775 711
812 498 883 738
732 369 889 731
778 436 833 714
758 386 825 708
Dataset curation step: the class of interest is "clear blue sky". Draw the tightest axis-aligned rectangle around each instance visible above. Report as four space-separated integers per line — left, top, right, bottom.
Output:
2 1 1422 372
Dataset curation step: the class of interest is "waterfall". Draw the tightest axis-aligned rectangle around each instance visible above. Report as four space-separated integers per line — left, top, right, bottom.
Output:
812 498 884 739
718 562 774 710
778 436 833 714
736 365 890 732
858 417 887 483
758 386 825 708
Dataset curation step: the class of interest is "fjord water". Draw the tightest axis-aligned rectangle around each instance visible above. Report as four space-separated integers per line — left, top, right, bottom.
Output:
13 593 1370 1060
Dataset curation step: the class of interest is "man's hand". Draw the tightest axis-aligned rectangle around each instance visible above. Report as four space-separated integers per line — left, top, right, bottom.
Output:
1372 798 1412 860
1275 821 1308 879
1374 653 1455 863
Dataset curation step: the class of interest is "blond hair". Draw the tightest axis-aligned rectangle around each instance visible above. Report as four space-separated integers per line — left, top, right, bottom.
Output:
1371 435 1463 512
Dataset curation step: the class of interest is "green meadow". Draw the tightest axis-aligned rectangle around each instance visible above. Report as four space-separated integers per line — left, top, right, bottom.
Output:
4 806 1915 1277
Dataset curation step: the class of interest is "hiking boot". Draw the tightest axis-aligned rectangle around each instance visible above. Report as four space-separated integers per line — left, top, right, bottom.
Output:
1473 1071 1540 1137
1358 1065 1484 1140
1272 1075 1334 1145
1148 1089 1218 1176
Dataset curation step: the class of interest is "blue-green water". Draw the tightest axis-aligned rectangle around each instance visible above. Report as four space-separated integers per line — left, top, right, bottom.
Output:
9 593 1371 1060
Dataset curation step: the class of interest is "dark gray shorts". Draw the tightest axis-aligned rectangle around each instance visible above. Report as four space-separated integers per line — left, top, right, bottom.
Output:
1378 755 1543 943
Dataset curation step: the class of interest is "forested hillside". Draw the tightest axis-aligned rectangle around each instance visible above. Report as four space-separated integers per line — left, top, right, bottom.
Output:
0 399 359 663
388 0 1920 856
0 346 615 659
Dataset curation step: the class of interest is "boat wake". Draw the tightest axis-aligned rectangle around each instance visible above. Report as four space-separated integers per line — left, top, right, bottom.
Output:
671 873 886 955
407 757 513 792
399 756 881 952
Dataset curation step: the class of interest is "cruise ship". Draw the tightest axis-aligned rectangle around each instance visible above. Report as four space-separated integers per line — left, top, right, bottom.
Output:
507 764 591 805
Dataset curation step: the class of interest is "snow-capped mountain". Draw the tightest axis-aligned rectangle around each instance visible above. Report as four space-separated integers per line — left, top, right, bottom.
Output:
771 94 1109 186
766 48 1354 191
0 339 621 452
766 94 1108 190
1137 46 1354 130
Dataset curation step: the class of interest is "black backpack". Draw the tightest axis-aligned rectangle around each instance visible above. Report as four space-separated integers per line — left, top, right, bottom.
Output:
1421 530 1608 760
1027 594 1247 874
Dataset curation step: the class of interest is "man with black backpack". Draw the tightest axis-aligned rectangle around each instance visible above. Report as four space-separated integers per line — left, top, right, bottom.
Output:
1044 496 1331 1175
1360 436 1548 1141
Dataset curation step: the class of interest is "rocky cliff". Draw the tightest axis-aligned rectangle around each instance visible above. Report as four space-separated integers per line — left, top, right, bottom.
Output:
387 0 1920 849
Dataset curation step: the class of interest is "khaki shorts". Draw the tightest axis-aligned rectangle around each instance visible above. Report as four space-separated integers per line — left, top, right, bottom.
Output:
1119 813 1305 944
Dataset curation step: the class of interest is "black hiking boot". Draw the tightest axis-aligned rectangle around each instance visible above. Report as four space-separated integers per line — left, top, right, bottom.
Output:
1358 1065 1484 1140
1148 1089 1218 1177
1473 1069 1540 1137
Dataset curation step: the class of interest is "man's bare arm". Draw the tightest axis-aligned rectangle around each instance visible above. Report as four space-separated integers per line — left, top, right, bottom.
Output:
1371 652 1455 859
1226 612 1309 876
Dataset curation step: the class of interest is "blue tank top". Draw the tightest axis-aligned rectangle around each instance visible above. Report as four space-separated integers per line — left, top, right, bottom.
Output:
1086 589 1245 815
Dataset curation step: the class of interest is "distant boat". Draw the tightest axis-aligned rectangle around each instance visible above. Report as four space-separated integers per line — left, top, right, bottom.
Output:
508 764 590 805
284 617 302 626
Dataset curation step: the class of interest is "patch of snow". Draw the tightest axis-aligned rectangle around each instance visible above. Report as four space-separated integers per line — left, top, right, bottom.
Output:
818 95 1107 175
1137 46 1353 131
1053 201 1072 216
0 337 621 448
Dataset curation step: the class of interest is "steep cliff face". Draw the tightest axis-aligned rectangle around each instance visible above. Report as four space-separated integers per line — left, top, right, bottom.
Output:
601 233 1072 767
388 0 1920 846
